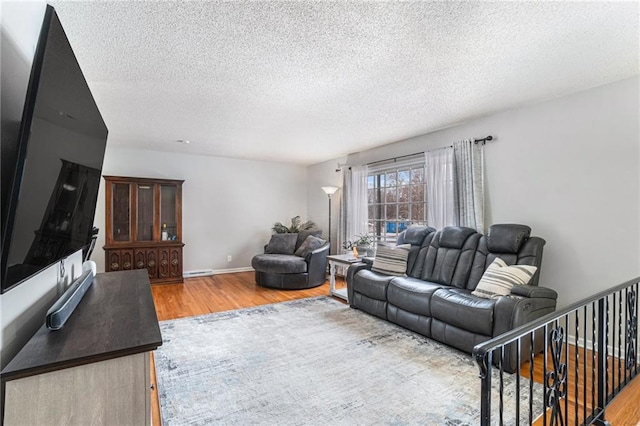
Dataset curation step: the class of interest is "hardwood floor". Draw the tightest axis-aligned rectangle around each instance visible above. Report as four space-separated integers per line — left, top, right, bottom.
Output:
150 272 639 425
151 271 339 322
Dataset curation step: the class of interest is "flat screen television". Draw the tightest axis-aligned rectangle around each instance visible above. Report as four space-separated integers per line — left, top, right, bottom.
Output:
1 5 108 293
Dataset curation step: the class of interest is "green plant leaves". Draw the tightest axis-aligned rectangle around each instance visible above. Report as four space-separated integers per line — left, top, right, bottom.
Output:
272 216 317 234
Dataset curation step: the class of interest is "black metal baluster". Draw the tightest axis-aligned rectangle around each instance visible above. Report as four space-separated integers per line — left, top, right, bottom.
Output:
478 351 493 425
591 301 596 419
605 295 610 403
564 316 569 424
548 317 568 425
627 282 638 376
573 310 579 425
618 290 622 393
612 292 616 397
530 331 535 426
632 283 640 375
544 323 548 426
582 306 587 424
516 338 521 426
597 297 608 421
499 347 504 425
624 287 629 385
544 322 567 426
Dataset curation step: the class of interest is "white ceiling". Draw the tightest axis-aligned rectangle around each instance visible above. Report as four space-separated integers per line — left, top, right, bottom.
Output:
50 1 639 165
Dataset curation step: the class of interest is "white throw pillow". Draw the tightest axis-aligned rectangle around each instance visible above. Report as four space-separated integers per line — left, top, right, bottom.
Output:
371 244 411 276
472 258 537 299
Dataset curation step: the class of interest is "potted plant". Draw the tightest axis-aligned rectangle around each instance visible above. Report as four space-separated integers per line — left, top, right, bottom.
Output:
272 216 316 233
342 234 375 257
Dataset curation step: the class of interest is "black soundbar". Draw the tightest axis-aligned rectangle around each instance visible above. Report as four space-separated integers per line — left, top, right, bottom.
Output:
46 269 94 330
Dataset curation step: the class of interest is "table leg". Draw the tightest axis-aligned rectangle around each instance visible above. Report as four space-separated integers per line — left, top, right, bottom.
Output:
328 261 349 302
329 262 336 295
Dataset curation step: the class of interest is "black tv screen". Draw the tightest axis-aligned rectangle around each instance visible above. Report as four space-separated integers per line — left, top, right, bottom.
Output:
1 6 108 293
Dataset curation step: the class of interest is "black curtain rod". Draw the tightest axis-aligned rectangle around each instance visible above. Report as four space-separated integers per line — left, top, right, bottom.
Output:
334 135 498 171
366 151 424 167
365 135 495 167
474 135 494 145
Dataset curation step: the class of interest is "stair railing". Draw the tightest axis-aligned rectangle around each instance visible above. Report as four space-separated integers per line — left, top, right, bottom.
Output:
473 277 639 425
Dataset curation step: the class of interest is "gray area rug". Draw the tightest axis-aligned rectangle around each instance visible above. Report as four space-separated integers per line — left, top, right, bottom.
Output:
155 296 542 425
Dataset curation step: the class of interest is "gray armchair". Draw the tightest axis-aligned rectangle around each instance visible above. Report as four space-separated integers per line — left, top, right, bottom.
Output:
251 231 329 290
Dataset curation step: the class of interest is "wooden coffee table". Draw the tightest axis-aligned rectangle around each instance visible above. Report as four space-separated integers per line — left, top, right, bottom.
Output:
326 254 361 302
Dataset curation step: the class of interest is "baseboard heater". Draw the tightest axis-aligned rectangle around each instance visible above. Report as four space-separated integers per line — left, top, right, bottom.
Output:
183 269 214 278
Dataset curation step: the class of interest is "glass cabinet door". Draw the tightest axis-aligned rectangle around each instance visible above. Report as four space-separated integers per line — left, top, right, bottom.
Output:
112 183 130 242
160 185 177 241
137 184 155 241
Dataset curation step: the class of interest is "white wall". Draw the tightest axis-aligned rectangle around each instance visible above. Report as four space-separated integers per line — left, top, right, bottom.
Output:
0 0 84 372
93 147 308 273
0 252 82 370
308 76 640 309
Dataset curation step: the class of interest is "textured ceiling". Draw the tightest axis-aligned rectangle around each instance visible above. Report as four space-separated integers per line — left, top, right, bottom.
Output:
50 1 639 165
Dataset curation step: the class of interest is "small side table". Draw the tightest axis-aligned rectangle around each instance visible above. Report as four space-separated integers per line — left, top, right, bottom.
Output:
327 254 360 302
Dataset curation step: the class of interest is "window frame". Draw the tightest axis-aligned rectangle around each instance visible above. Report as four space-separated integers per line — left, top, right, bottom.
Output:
367 156 427 244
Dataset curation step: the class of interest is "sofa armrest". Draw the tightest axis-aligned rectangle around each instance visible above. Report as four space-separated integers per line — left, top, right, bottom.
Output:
306 244 330 260
492 293 558 372
306 243 329 265
306 244 330 285
511 285 557 300
493 296 557 335
346 262 371 305
346 262 371 283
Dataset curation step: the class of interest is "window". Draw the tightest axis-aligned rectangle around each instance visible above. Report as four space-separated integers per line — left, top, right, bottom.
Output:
367 159 427 243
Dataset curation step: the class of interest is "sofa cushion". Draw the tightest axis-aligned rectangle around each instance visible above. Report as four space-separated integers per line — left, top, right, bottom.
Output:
420 228 481 288
371 244 411 276
405 245 423 278
387 277 444 317
431 289 496 336
431 319 492 354
251 254 307 274
387 305 432 337
294 235 326 258
265 234 298 255
352 269 395 300
487 224 531 254
439 226 478 249
295 229 323 251
471 257 537 299
399 225 433 245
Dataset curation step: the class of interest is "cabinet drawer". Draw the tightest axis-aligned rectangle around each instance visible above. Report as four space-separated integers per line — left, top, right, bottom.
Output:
106 249 133 272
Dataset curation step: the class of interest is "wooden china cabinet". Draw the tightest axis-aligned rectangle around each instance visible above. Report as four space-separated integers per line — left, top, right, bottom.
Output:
103 176 184 284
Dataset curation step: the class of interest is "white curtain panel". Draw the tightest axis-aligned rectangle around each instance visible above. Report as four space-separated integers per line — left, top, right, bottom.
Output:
425 147 456 230
344 165 369 249
453 140 485 234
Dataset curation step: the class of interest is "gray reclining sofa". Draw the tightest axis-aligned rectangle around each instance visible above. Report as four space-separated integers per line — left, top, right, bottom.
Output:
346 224 558 372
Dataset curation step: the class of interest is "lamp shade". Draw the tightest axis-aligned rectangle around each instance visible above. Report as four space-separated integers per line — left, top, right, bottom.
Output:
321 186 339 195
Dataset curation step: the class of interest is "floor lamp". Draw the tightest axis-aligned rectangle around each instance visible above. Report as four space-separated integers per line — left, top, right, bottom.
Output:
321 186 339 249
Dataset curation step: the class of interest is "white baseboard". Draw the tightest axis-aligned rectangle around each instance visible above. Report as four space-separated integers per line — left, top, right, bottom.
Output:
212 267 254 275
567 333 639 363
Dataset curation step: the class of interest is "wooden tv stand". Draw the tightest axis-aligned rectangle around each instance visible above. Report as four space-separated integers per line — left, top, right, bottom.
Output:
1 269 162 425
